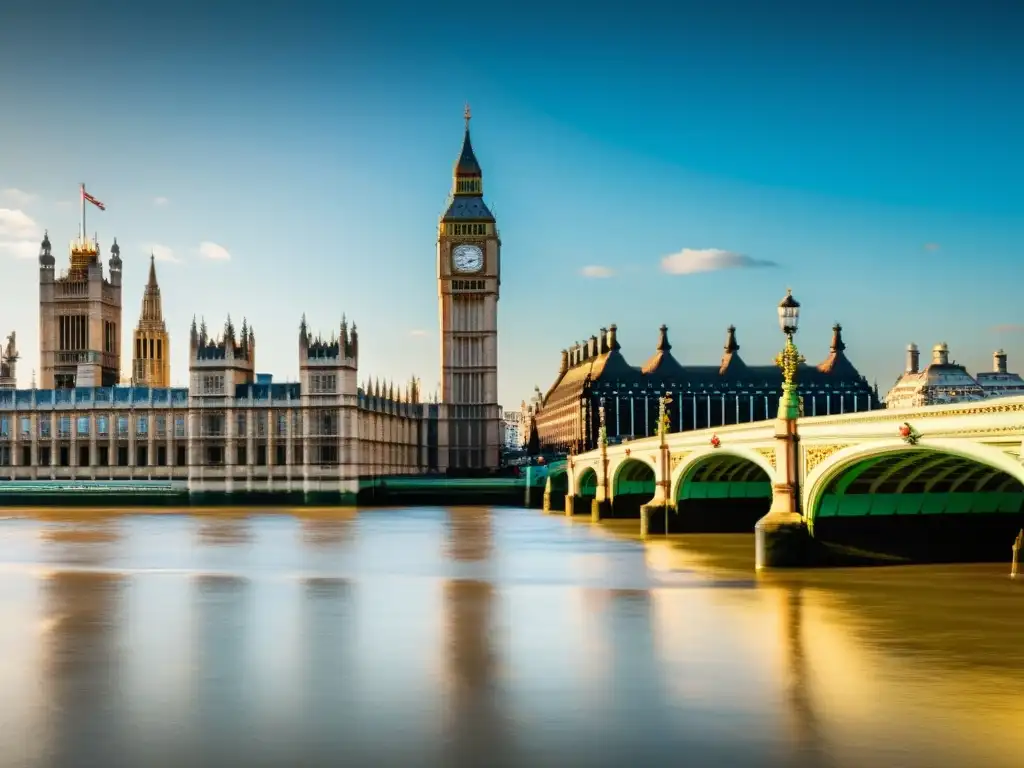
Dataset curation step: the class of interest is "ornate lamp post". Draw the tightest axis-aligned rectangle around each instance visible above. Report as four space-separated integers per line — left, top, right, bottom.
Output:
592 397 612 521
755 289 811 569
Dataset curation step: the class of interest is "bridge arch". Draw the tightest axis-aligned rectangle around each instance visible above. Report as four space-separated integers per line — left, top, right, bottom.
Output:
574 465 599 499
670 447 775 532
804 439 1024 562
545 466 569 509
609 456 656 517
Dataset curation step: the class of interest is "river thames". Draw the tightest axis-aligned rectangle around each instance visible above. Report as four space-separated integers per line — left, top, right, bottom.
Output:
0 507 1021 768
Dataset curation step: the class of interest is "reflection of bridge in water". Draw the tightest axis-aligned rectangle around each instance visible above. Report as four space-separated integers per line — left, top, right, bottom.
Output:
543 397 1024 564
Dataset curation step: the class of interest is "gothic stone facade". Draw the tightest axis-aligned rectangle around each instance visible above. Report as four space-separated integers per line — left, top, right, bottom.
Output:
0 316 441 499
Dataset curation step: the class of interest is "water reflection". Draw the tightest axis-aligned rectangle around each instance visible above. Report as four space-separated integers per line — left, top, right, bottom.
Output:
41 569 126 767
299 577 355 760
40 514 122 568
443 507 493 562
778 588 827 767
0 509 1021 766
299 513 355 549
196 515 252 547
191 575 250 764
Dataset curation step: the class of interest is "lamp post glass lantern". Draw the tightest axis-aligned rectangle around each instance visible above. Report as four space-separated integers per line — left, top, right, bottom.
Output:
777 287 800 335
774 289 805 420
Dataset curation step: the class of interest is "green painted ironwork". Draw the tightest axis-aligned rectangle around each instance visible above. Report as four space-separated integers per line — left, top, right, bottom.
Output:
612 459 654 497
0 480 183 495
577 467 598 496
810 448 1024 522
676 454 772 501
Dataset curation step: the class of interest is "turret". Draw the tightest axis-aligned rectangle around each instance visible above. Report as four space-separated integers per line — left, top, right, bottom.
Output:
932 342 949 366
906 343 920 374
38 231 54 279
298 315 358 398
994 349 1008 374
108 238 122 286
189 314 256 396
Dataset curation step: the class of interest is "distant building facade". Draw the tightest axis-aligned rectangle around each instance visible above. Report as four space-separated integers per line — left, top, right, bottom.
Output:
502 410 524 450
532 323 881 454
885 344 1024 409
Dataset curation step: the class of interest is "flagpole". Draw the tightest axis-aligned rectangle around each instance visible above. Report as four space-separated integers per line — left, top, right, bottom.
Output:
80 183 86 244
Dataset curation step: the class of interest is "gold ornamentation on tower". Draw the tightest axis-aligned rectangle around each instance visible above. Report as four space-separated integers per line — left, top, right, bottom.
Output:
132 254 171 387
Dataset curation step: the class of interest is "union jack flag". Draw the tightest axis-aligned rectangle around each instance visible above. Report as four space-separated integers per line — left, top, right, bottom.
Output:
82 188 105 211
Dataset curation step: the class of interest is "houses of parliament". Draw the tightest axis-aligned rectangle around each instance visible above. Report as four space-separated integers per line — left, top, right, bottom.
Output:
0 110 503 495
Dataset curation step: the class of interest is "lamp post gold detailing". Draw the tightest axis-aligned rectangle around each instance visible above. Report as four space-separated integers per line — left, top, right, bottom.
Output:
755 288 813 569
592 396 612 521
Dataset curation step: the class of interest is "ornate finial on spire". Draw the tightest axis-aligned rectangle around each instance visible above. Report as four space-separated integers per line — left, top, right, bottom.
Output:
724 325 739 353
830 322 846 353
656 324 671 352
464 102 472 128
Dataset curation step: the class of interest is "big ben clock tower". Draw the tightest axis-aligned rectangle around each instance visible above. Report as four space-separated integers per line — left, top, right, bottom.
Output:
437 106 501 471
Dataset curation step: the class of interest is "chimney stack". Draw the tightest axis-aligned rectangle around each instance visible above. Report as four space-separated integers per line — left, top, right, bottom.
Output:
559 349 569 374
906 343 920 374
994 349 1008 374
607 324 620 352
588 335 598 359
598 327 609 354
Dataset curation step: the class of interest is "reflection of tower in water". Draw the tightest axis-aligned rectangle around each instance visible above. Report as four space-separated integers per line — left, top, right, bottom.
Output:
440 507 516 766
443 506 494 563
299 512 356 550
190 574 251 763
779 587 827 766
41 568 127 766
300 576 355 753
196 514 253 547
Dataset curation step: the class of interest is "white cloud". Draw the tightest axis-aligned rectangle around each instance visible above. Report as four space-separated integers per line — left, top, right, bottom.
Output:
0 189 37 207
149 244 178 263
153 196 170 207
923 242 940 251
580 265 614 278
660 247 777 275
0 208 41 260
198 241 231 261
0 240 39 260
410 329 429 337
0 208 40 239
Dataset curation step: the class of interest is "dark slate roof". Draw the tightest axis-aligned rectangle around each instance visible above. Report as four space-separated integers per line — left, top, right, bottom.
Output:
455 129 482 176
442 195 495 222
541 323 876 405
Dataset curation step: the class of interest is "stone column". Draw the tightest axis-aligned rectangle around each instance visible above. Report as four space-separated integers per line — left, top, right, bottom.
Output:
224 406 236 495
246 406 255 493
89 414 98 479
127 414 137 471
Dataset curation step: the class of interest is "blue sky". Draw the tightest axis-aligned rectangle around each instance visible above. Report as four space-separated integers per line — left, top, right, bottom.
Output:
1 1 1022 404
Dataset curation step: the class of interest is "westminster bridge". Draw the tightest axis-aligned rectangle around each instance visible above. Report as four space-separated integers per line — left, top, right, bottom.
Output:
540 396 1024 566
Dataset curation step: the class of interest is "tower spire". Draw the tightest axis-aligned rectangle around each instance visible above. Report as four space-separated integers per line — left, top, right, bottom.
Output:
453 105 483 196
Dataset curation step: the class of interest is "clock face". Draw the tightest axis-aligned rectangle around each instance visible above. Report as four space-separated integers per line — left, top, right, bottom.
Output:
452 243 484 273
